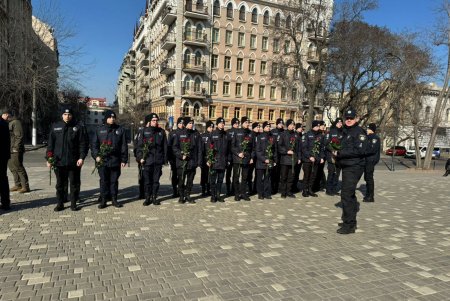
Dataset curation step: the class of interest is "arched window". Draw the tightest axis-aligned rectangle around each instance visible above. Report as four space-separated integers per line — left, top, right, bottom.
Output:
184 50 192 65
196 24 203 41
213 0 220 16
186 0 192 11
182 102 190 116
193 103 201 117
307 66 315 77
194 78 202 93
286 15 292 29
263 11 269 25
239 6 246 21
275 13 281 27
251 8 258 23
425 106 431 121
196 0 204 10
185 23 192 39
227 3 233 19
308 43 316 58
194 51 202 66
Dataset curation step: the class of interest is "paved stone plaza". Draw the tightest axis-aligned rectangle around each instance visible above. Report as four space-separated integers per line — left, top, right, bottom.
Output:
1 148 450 301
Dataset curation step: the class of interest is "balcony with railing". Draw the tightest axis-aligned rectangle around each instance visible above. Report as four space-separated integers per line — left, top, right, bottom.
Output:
162 5 177 25
139 59 149 71
160 60 176 75
183 29 207 47
184 0 208 19
307 52 320 63
140 79 149 88
182 59 206 73
162 32 176 51
160 85 175 98
181 83 207 99
140 44 149 55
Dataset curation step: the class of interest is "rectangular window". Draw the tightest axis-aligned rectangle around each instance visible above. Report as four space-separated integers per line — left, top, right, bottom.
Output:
237 58 243 72
223 81 230 95
234 107 241 119
284 40 290 53
246 108 252 119
269 109 274 121
249 59 255 74
238 32 245 47
262 36 268 51
212 28 220 43
211 80 217 94
273 39 279 53
292 88 297 101
235 83 242 96
259 85 265 99
260 61 267 75
209 106 216 118
250 34 257 49
270 86 276 100
224 56 231 70
281 87 287 100
290 111 295 120
272 63 278 77
225 30 232 45
247 84 254 98
280 110 286 120
258 109 264 120
211 54 218 69
223 106 229 118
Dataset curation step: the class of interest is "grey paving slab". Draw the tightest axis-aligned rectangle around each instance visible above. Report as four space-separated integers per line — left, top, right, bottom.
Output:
1 149 450 300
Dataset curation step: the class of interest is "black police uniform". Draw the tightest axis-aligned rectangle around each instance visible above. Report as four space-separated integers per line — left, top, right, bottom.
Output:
136 124 167 206
200 130 212 196
291 129 303 193
301 129 324 197
168 125 183 197
278 128 301 197
270 126 284 193
209 126 228 202
325 125 344 195
48 118 89 211
0 117 11 210
231 126 254 201
133 126 145 199
91 122 128 208
364 132 380 202
247 130 260 195
225 125 238 196
312 129 327 192
255 132 277 199
336 111 368 234
173 127 202 203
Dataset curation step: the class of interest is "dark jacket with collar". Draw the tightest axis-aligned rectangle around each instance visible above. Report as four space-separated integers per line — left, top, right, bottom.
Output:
278 130 302 166
173 128 202 169
91 123 128 167
365 133 381 164
324 126 344 163
136 126 167 166
337 124 368 168
168 128 183 163
209 128 229 170
231 127 254 165
255 132 277 170
8 118 25 153
301 129 325 163
0 119 10 161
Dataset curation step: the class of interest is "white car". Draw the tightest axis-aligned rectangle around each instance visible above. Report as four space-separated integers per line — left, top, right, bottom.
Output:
405 147 436 159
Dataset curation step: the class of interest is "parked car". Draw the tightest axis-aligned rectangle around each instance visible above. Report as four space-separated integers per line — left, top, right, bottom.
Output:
385 146 407 156
405 147 438 159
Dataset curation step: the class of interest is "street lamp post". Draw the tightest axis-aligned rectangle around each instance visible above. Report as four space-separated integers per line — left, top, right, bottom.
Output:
31 73 37 146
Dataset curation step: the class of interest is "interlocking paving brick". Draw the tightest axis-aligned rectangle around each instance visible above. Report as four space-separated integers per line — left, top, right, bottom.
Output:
67 289 83 298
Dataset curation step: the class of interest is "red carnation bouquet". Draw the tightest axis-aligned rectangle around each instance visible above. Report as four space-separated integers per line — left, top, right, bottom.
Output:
92 140 113 174
240 136 251 164
329 136 341 163
142 136 155 162
46 151 56 186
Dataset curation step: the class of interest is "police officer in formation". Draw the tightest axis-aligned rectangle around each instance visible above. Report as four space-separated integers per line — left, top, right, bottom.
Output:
173 117 202 204
226 118 240 196
91 110 128 209
47 106 89 211
278 119 301 198
168 117 184 198
136 113 167 206
208 118 228 202
291 123 303 193
200 121 214 196
133 120 145 200
255 121 277 199
271 118 284 194
363 123 380 203
335 108 368 234
248 122 261 196
301 120 324 197
325 117 343 196
232 117 254 201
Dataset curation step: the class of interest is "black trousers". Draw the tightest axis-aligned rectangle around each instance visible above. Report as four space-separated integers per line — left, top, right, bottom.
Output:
226 164 234 194
210 169 225 198
200 164 210 191
0 160 10 207
341 165 364 227
364 163 375 199
247 164 256 194
177 167 196 196
279 165 294 195
55 166 81 205
143 164 162 197
169 160 178 191
138 163 145 198
291 162 302 192
233 163 250 197
256 169 272 197
312 162 326 192
326 162 341 193
302 162 318 192
271 164 281 194
99 166 121 199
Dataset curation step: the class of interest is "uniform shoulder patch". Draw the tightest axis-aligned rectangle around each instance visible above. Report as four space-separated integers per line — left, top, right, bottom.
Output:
359 134 366 141
372 139 377 144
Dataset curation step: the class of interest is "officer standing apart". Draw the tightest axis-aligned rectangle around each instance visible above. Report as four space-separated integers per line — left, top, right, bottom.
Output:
301 120 324 197
363 123 380 202
278 119 301 198
208 117 228 203
200 121 214 196
47 106 89 211
0 114 11 210
271 118 285 194
136 113 167 206
226 118 240 196
232 117 254 201
1 109 30 193
325 117 343 196
92 110 128 209
336 108 368 234
173 117 202 204
168 117 184 198
255 121 277 199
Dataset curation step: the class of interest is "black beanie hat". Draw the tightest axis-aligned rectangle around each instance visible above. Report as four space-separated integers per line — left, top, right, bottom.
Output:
335 117 343 124
312 120 321 128
263 121 271 128
319 120 325 126
177 117 184 125
206 120 214 128
368 123 377 132
216 117 225 125
252 122 259 130
183 117 193 126
60 105 74 115
144 113 159 124
241 116 249 124
286 119 295 128
231 117 240 126
295 122 302 130
103 110 116 122
276 118 284 126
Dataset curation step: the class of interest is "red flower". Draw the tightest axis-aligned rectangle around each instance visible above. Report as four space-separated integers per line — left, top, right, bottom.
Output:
149 137 154 143
331 137 340 144
269 137 274 144
47 151 53 157
290 137 296 142
108 140 112 145
244 136 251 141
209 143 214 149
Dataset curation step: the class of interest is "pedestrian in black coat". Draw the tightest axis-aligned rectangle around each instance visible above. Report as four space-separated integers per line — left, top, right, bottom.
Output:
91 110 128 209
225 118 240 196
0 115 11 210
325 118 343 196
363 123 380 202
168 117 185 197
301 120 325 197
247 122 261 195
200 121 215 196
207 118 228 202
270 118 284 194
47 106 89 211
255 122 277 199
291 123 303 193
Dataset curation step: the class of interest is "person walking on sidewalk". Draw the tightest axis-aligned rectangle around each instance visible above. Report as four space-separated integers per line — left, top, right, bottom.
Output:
47 106 89 211
1 109 29 193
0 115 11 210
91 110 128 209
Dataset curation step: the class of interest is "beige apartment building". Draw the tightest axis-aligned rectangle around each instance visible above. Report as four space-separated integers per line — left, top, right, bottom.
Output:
117 0 332 128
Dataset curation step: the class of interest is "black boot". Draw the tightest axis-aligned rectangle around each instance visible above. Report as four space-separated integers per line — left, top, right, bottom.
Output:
98 197 107 209
444 171 449 177
54 201 64 212
172 186 179 198
111 197 123 208
152 195 160 206
186 194 196 204
302 190 310 197
308 189 318 197
201 186 207 197
70 199 80 211
143 196 152 206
